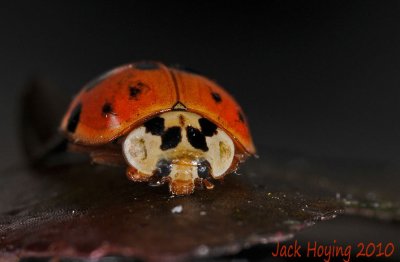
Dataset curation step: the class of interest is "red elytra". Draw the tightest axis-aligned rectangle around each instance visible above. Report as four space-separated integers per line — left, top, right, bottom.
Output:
60 61 256 155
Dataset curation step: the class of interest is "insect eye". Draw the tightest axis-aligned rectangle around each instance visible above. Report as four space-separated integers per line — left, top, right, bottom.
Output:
155 159 172 177
197 159 212 179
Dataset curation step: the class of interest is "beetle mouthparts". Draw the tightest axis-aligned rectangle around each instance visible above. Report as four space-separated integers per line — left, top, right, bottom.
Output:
170 178 195 195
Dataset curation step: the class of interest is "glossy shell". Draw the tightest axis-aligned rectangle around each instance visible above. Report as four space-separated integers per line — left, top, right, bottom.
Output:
60 62 255 155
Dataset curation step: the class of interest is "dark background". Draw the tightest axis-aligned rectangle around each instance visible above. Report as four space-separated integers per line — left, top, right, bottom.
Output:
1 1 400 167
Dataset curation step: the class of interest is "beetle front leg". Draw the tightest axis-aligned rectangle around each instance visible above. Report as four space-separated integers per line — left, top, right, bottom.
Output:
126 166 151 182
194 177 215 190
148 174 170 187
202 178 215 190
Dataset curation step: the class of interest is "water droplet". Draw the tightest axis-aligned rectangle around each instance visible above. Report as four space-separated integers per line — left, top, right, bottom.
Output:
336 192 341 200
283 220 300 225
196 245 209 256
200 211 207 216
171 205 183 214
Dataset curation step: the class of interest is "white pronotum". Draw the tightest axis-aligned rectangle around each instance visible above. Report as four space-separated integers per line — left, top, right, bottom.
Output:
122 111 235 183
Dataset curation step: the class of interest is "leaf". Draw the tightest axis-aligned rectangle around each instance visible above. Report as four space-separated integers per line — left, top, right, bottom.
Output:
0 159 342 261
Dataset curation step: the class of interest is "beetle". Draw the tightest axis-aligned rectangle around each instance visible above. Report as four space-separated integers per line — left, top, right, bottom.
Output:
60 61 255 195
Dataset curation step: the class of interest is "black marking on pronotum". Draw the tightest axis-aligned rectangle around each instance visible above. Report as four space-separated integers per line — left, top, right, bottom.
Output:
135 61 159 70
186 126 208 151
197 159 212 179
238 111 245 122
211 92 222 103
160 127 182 150
102 103 114 116
154 159 172 177
199 118 218 136
144 117 165 136
67 103 82 133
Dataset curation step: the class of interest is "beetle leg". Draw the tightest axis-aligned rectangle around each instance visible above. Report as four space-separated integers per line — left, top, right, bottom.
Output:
126 166 151 182
194 177 215 190
148 173 170 187
202 179 215 190
194 178 204 189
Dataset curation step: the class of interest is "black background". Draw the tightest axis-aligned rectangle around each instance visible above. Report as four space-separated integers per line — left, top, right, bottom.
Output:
1 1 400 168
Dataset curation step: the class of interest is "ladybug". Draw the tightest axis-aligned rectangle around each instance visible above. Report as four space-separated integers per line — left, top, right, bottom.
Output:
60 61 256 195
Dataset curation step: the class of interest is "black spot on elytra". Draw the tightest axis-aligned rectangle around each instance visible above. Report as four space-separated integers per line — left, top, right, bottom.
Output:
186 126 208 151
135 62 159 70
144 117 165 136
197 159 212 179
199 118 218 136
211 92 222 103
160 127 182 150
129 85 141 98
154 159 172 177
102 103 114 116
67 103 82 133
238 111 245 122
